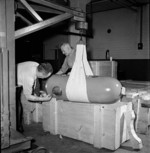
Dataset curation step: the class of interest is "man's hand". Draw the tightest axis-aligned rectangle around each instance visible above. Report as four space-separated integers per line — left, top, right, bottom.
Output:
41 94 52 101
40 91 47 97
56 70 63 75
36 94 52 102
27 93 52 103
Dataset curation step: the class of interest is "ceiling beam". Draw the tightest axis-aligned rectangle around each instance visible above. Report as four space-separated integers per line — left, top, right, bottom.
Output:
20 0 43 22
17 2 63 14
16 12 33 25
15 13 73 39
28 0 85 19
113 0 137 12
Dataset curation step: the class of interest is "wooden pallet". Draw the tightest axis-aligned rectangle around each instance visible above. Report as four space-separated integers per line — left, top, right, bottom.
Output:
1 129 32 153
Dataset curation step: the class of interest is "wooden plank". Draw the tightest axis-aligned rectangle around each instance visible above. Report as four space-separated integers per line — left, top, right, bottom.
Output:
10 128 32 145
57 101 94 144
1 129 32 153
102 106 117 150
115 106 121 149
1 141 31 153
93 105 103 148
20 0 43 22
0 49 9 149
32 103 43 123
50 98 58 134
0 10 9 118
148 109 150 126
20 93 43 125
0 0 7 48
136 101 149 134
15 13 73 39
42 98 58 134
6 0 16 130
0 50 2 111
1 0 16 148
17 2 63 14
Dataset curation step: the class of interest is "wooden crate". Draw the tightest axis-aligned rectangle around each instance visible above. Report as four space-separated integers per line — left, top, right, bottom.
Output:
42 99 132 150
21 93 43 125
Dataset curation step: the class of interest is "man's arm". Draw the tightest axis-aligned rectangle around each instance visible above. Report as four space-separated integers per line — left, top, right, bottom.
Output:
56 70 64 75
26 94 52 102
56 57 69 75
23 79 52 102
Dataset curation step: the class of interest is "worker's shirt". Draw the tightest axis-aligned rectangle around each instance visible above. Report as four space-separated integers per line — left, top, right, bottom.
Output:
17 61 39 99
60 51 76 73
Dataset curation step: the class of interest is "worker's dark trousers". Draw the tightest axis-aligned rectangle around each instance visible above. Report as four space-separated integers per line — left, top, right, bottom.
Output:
16 86 24 133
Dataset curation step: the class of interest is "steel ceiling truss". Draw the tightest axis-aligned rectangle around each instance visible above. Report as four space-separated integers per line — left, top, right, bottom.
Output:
15 0 86 39
16 12 32 25
20 0 43 22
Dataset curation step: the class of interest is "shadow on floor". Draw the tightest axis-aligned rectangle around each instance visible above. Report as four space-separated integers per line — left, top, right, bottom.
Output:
21 122 150 153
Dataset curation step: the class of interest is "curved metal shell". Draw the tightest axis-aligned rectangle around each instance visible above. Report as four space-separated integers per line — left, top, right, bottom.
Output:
45 75 122 104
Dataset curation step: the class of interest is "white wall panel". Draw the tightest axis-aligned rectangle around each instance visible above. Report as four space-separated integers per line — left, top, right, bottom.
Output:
88 4 149 59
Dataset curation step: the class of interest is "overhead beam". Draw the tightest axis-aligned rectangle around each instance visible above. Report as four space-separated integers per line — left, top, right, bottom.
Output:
28 0 85 19
17 2 63 14
113 0 137 12
15 13 73 39
16 12 32 25
20 0 43 22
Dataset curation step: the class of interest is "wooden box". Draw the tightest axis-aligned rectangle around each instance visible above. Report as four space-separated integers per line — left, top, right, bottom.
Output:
89 61 117 78
42 99 132 150
21 93 43 125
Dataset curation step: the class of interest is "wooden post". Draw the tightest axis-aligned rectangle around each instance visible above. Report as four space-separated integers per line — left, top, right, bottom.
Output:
1 0 16 149
0 0 10 149
93 105 103 148
5 0 16 130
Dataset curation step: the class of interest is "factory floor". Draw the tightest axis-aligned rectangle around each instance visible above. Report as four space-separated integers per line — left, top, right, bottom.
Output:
22 122 150 153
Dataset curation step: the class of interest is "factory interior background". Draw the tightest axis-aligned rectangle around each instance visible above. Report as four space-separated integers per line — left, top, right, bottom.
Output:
1 0 150 153
15 0 150 80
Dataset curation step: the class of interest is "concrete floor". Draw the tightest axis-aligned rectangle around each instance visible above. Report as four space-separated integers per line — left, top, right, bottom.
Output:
22 122 150 153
